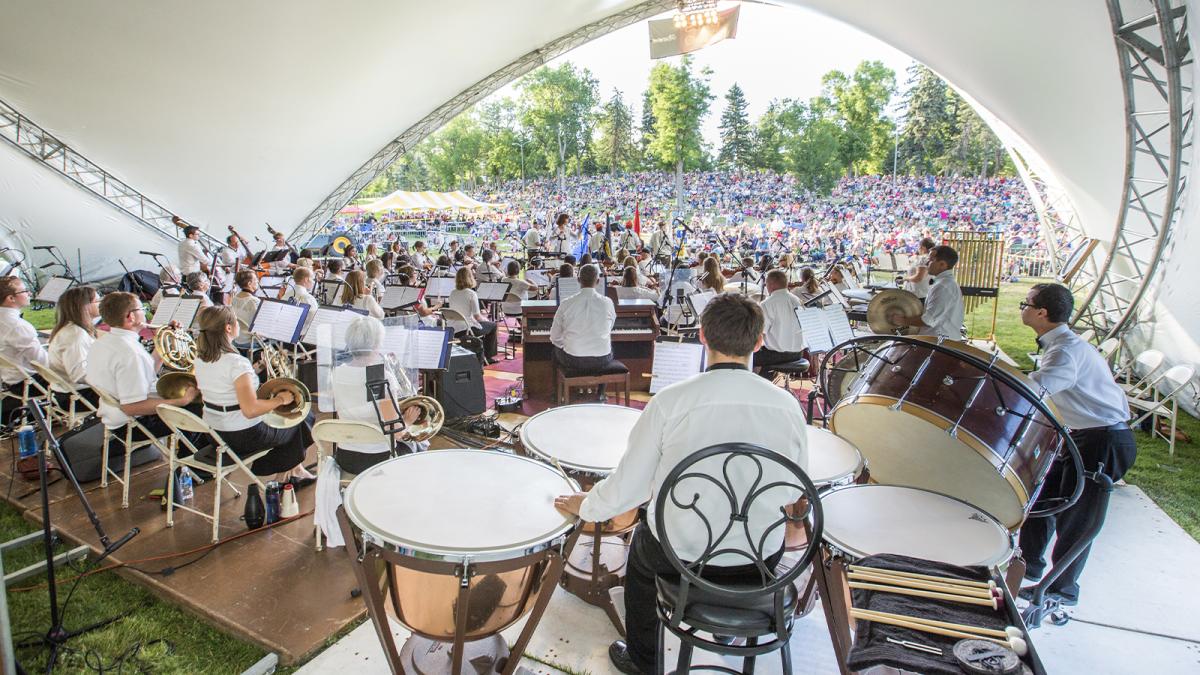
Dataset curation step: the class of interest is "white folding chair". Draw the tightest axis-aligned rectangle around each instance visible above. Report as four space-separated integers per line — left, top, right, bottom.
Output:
29 361 97 429
311 418 389 551
156 404 270 542
1076 328 1096 344
0 353 53 426
1119 349 1165 394
90 385 172 507
1128 364 1195 456
1097 337 1121 363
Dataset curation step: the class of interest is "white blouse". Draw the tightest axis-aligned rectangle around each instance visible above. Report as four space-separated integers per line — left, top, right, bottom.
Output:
502 277 532 315
446 288 482 333
47 323 94 393
351 294 384 319
194 352 259 432
331 363 398 455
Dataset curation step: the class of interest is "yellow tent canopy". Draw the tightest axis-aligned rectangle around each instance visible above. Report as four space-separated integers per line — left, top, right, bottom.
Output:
363 190 504 213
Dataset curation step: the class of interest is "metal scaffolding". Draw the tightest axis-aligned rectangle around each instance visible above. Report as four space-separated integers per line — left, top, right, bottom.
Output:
287 0 676 245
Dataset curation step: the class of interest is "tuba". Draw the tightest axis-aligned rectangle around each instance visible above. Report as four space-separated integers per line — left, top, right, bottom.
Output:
153 325 200 401
382 352 444 443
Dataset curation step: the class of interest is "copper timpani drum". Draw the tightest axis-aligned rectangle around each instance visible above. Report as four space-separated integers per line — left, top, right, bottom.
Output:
517 403 641 632
823 335 1065 530
338 450 580 675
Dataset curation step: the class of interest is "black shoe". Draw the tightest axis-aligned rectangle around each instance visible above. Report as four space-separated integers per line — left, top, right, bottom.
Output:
608 640 646 675
1019 586 1078 607
1023 570 1043 584
288 476 316 490
711 634 736 645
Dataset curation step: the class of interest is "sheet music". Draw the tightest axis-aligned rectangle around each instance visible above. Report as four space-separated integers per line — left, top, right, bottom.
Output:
154 295 181 324
556 277 581 303
383 325 451 369
796 306 834 353
302 306 361 348
688 290 716 317
526 269 549 288
381 285 422 310
824 305 856 346
35 277 72 303
477 281 511 302
172 297 203 329
424 276 455 299
650 340 705 394
251 299 309 343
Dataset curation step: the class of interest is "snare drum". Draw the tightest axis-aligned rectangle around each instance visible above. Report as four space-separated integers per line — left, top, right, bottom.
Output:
339 449 579 675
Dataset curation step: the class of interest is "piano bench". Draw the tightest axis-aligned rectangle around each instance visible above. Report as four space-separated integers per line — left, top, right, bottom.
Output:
556 369 631 407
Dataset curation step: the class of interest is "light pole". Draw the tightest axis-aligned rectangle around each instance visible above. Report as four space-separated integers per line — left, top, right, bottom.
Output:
892 123 900 184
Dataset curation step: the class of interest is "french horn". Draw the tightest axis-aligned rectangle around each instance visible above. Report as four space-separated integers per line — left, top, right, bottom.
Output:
257 377 311 430
152 325 201 402
383 352 444 443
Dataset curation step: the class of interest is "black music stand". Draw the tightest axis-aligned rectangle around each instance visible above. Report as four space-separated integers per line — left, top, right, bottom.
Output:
14 401 139 672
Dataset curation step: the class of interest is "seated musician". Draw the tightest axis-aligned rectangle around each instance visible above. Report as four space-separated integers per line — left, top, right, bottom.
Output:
554 292 808 675
364 243 380 262
792 267 825 306
477 249 504 282
365 259 386 301
281 267 319 311
230 270 261 349
85 292 199 444
462 244 479 268
502 261 533 315
890 245 962 339
185 272 214 308
623 255 655 289
342 270 384 319
727 255 757 288
558 262 574 278
191 306 315 486
447 267 498 362
47 286 101 409
325 259 346 283
0 276 49 422
331 316 426 473
410 241 431 270
753 269 807 379
149 264 182 311
615 267 658 302
698 257 725 293
550 264 617 392
433 254 453 272
341 244 362 272
1017 283 1135 606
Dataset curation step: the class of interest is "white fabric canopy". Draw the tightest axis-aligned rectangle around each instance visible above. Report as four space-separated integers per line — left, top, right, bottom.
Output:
364 190 503 213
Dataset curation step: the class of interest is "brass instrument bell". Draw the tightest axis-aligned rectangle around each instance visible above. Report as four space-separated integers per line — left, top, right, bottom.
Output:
257 377 311 429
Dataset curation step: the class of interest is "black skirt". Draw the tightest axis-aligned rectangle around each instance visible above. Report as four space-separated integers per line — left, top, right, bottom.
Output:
218 415 314 475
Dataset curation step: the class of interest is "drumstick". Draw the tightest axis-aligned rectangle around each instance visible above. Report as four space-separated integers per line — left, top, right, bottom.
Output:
848 582 999 609
849 609 1027 656
847 565 993 589
852 607 1018 640
847 571 996 598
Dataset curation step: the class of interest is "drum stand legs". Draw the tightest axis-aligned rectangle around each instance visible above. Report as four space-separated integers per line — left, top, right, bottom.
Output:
813 549 856 675
561 528 634 637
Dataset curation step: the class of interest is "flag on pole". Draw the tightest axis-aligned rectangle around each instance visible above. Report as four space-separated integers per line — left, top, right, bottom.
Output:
573 214 591 260
633 201 641 235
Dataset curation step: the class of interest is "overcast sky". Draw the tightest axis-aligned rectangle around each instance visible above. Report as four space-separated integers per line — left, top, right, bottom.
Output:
490 2 915 146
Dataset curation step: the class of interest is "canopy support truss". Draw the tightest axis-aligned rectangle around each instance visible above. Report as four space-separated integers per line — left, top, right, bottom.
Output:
1072 0 1193 338
287 0 675 245
0 98 223 251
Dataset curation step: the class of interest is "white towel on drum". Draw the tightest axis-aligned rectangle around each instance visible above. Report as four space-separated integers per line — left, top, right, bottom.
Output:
315 456 345 548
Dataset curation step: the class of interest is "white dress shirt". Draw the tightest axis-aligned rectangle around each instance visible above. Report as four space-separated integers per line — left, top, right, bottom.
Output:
904 260 931 298
549 229 575 255
177 238 206 275
920 269 964 339
411 251 430 269
282 285 319 312
47 323 94 393
550 287 615 357
351 295 384 319
218 246 239 268
615 286 658 302
1031 324 1130 430
0 307 48 386
85 328 155 429
523 228 543 250
580 365 808 564
619 230 641 252
446 288 482 333
194 352 258 432
760 288 806 353
502 277 532 315
649 229 674 257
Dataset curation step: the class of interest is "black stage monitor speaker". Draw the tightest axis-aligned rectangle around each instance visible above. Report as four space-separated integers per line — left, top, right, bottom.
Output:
434 345 486 418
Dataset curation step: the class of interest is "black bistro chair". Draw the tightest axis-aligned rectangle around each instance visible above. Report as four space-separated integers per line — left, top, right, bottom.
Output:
654 442 824 675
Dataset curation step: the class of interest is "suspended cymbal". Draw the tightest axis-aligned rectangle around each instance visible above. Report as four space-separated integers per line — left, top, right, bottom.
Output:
866 289 923 335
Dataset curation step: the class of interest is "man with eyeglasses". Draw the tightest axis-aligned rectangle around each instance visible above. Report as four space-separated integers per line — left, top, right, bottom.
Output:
0 276 48 423
1017 282 1133 607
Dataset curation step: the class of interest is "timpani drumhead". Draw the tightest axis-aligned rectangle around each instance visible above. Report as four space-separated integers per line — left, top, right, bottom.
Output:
343 449 577 561
520 404 641 474
820 485 1012 567
805 427 864 487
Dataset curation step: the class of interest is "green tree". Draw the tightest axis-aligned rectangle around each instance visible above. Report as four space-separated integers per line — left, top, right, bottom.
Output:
595 89 635 174
646 56 714 208
942 89 1010 178
717 83 752 169
897 63 953 175
517 63 600 192
822 60 897 175
422 113 487 189
638 89 657 167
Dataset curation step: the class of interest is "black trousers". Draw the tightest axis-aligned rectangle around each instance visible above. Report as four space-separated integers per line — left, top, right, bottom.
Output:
107 402 207 454
456 321 498 359
624 523 783 673
53 388 100 413
554 348 617 397
218 416 314 476
1 374 49 427
752 348 804 380
1018 424 1137 601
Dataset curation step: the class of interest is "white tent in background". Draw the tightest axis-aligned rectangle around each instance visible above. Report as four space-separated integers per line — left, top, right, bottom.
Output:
363 190 504 213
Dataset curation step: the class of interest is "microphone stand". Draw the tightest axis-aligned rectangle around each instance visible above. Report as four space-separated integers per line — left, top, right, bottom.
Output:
14 400 139 672
118 258 151 300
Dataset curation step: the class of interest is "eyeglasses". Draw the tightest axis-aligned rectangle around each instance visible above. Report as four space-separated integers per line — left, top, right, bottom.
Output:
1018 301 1040 310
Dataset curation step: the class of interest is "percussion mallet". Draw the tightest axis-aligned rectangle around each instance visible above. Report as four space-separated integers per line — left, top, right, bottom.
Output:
847 565 993 590
853 607 1022 641
848 581 1000 609
847 571 997 598
849 608 1027 656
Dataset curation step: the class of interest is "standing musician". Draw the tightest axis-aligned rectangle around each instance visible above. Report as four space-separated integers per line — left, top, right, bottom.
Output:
902 237 936 300
753 269 807 379
177 225 208 277
649 221 673 262
523 222 544 253
191 306 315 485
554 293 808 675
0 276 48 422
550 264 616 393
890 245 963 339
617 224 641 253
271 230 297 265
47 286 101 409
85 292 199 443
1018 283 1135 606
446 267 498 363
589 220 608 261
220 233 247 270
550 213 574 256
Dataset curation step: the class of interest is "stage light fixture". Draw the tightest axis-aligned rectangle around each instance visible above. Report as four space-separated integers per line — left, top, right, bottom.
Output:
672 0 722 29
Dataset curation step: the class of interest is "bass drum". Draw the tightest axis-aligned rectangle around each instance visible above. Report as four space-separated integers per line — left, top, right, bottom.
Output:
824 336 1063 530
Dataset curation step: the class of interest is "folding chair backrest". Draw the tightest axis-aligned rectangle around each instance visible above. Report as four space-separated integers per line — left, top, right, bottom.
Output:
92 385 121 410
1134 349 1164 372
30 361 73 392
0 352 32 384
156 403 212 435
1160 365 1196 395
440 307 469 327
1077 328 1096 344
312 419 387 448
1097 337 1120 360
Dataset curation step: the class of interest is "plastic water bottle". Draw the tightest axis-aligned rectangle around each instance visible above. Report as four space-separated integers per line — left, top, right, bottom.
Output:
17 425 38 459
177 467 195 504
264 481 281 524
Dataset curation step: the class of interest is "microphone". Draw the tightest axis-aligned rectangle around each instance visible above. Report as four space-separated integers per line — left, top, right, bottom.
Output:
32 245 54 251
40 262 57 269
105 527 140 556
139 250 162 257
